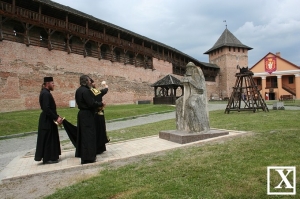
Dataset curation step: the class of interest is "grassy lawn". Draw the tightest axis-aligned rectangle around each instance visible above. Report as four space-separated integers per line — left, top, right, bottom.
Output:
0 104 175 137
45 109 300 199
265 99 300 106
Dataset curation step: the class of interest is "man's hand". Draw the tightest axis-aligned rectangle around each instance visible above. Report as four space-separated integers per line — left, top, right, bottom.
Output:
56 116 64 125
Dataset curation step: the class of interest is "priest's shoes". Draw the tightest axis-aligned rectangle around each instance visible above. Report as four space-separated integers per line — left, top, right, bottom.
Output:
81 158 96 165
43 159 59 164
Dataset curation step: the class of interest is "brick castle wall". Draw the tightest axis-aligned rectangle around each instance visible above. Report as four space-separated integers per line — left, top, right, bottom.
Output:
0 40 218 112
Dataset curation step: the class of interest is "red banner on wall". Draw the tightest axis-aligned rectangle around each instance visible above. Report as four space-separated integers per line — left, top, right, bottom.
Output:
265 57 277 74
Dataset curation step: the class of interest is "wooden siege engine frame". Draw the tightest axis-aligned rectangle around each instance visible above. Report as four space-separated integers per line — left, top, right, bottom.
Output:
224 66 269 114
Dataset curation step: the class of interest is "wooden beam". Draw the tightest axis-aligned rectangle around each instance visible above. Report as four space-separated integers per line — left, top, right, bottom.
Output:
123 49 127 64
0 16 3 41
12 0 15 15
97 43 102 60
38 4 41 22
81 38 89 57
21 22 34 46
66 14 68 29
134 52 138 67
103 27 106 40
110 45 115 61
47 28 55 50
85 21 88 36
66 34 72 54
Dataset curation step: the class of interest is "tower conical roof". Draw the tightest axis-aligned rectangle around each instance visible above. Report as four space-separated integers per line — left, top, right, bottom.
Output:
204 28 252 54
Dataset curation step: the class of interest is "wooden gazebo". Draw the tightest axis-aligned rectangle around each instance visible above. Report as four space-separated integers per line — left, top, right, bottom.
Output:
151 74 183 105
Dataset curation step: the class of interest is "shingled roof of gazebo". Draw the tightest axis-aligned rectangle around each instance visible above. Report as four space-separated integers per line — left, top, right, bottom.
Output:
151 74 182 87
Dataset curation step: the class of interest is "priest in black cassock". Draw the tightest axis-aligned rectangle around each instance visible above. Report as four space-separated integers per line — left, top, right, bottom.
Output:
75 75 104 164
34 77 63 164
90 78 110 154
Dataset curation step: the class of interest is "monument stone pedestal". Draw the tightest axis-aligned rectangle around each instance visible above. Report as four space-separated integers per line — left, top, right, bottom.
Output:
159 129 229 144
159 62 229 144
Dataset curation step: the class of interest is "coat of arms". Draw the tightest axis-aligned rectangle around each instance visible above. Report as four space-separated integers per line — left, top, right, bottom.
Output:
265 57 277 74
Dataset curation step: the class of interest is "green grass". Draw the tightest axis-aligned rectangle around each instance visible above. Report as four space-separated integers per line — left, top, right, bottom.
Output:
265 99 300 106
0 104 175 137
45 109 300 199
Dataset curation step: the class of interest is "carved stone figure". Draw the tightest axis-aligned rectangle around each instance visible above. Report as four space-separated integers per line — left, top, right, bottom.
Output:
176 62 210 133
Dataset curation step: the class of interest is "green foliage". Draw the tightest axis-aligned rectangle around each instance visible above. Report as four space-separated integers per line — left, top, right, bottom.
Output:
46 109 300 199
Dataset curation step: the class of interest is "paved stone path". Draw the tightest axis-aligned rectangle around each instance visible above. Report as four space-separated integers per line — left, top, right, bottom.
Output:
0 103 298 182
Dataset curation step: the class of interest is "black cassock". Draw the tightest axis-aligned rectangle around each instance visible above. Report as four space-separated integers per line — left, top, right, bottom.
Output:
92 88 110 154
75 85 103 163
62 119 77 147
34 88 61 163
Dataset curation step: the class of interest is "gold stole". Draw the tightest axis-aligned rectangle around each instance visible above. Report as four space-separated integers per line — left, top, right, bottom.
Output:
91 88 101 96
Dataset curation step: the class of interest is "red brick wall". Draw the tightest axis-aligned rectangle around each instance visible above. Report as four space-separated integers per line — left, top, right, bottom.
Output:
0 40 219 112
209 47 249 98
0 41 171 112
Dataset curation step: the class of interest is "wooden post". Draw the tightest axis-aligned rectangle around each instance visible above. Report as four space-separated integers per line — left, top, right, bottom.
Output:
97 43 102 60
82 38 89 57
123 49 127 64
47 29 55 50
66 15 68 30
0 16 3 41
135 52 138 67
22 22 34 46
85 21 88 35
66 34 73 54
38 4 41 22
12 0 15 14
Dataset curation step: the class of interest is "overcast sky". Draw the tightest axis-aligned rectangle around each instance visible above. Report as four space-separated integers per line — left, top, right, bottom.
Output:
53 0 300 67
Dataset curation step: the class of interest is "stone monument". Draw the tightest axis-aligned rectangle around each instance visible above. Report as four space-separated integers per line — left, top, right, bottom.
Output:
159 62 229 144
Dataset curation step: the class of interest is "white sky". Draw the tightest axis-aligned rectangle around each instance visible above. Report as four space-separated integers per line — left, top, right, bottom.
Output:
53 0 300 67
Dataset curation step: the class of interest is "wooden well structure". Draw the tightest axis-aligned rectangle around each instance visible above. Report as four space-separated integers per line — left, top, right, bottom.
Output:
151 74 183 105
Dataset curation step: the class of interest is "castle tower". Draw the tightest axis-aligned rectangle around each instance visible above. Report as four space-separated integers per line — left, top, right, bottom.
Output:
204 28 252 99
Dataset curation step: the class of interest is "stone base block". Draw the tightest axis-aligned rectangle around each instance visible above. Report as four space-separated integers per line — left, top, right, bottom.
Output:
159 129 229 144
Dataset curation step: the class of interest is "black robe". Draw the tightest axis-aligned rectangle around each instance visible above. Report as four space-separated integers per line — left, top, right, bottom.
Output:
34 88 61 163
75 85 103 162
92 88 110 154
62 119 77 147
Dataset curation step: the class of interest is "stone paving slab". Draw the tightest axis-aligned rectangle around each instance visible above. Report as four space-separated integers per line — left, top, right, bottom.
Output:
0 129 247 182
